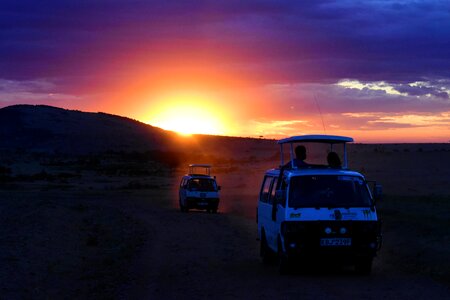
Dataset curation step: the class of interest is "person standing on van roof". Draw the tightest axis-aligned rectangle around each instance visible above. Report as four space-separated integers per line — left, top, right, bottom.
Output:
284 145 308 168
327 151 342 168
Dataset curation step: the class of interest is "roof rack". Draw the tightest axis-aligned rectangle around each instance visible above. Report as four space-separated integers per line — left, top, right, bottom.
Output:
188 164 212 176
278 134 354 169
278 135 353 144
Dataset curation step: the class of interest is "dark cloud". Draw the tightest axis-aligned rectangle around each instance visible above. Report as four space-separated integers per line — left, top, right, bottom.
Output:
0 0 450 98
255 81 450 121
393 82 450 99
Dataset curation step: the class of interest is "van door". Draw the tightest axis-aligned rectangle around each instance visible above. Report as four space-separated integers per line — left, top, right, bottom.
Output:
274 176 287 252
258 175 280 250
258 175 273 244
267 176 280 249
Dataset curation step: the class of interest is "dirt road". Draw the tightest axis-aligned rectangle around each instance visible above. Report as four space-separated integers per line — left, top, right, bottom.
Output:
2 143 450 299
118 189 450 300
1 170 448 299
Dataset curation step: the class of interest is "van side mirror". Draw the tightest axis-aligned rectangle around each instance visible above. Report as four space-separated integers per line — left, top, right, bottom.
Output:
373 183 383 202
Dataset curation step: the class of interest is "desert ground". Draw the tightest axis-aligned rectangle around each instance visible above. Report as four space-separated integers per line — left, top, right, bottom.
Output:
1 142 450 299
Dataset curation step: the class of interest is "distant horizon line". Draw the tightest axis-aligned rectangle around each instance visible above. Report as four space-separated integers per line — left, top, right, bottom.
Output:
1 103 448 144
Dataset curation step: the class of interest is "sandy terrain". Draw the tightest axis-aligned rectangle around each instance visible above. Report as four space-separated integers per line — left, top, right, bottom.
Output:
120 192 450 300
1 143 450 299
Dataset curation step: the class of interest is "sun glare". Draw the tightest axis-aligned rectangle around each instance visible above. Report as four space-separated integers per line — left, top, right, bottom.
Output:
147 93 228 136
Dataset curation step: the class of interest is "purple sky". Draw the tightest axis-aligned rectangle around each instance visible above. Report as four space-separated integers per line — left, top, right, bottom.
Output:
1 0 449 141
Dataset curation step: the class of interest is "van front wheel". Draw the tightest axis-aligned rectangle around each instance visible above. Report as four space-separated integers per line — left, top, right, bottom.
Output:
179 198 188 212
278 238 291 275
355 257 373 275
260 232 275 264
179 198 183 212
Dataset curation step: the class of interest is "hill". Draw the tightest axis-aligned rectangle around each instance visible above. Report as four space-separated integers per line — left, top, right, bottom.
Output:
0 105 180 154
0 105 277 164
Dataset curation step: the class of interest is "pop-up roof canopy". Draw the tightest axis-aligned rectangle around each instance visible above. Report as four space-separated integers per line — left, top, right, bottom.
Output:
188 164 212 176
278 135 353 145
277 134 354 169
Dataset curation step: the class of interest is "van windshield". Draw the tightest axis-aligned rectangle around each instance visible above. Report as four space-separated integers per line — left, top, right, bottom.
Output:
188 178 217 192
288 175 372 208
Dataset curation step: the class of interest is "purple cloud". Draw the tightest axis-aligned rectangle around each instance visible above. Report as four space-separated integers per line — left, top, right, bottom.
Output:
1 1 449 85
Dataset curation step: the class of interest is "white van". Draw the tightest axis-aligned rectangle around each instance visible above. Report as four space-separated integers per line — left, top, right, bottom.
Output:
179 164 220 213
257 135 382 274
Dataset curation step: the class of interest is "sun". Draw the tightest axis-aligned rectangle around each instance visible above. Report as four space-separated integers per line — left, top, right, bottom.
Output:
147 93 228 136
152 106 222 135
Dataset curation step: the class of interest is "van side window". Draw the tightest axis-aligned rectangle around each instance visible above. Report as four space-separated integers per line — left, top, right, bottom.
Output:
260 176 272 203
268 177 278 205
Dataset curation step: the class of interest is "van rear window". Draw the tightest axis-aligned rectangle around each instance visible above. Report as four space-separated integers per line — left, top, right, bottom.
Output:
288 175 372 208
188 178 217 192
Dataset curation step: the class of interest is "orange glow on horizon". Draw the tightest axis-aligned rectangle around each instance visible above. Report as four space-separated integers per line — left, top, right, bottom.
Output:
145 92 232 136
79 45 449 143
98 49 259 137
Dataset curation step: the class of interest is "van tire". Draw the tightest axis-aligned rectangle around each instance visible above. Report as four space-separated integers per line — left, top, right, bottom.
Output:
179 198 188 212
355 257 373 275
278 238 290 275
260 232 275 264
179 198 184 212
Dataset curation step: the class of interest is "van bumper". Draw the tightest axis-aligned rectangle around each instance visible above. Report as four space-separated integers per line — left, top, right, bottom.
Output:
186 197 219 210
281 221 382 261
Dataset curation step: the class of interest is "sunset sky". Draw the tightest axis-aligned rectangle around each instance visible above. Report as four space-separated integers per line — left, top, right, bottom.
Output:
1 1 449 142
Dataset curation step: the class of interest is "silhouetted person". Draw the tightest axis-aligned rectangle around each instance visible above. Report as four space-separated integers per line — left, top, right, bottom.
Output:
327 151 342 168
284 145 308 169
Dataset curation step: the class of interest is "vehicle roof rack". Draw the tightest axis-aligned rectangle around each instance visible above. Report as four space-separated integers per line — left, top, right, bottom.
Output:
278 135 353 144
277 134 354 169
189 164 212 168
188 164 212 176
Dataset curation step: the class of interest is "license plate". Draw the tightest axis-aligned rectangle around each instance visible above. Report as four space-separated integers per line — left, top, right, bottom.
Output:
320 238 351 246
198 202 208 206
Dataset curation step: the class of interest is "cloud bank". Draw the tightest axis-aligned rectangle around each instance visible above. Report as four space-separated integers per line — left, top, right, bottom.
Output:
1 0 449 141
